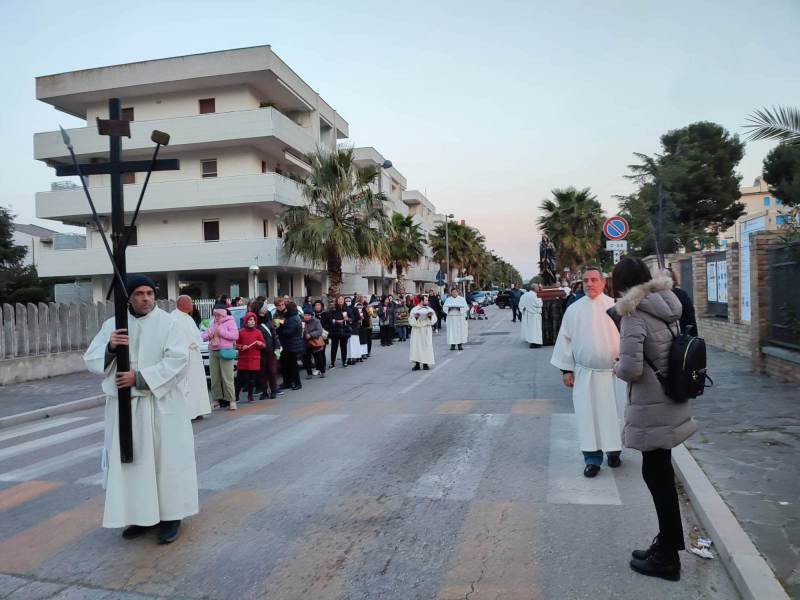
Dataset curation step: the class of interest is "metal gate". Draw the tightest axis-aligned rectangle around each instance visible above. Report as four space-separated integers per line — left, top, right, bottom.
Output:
679 259 693 303
768 244 800 350
706 251 728 319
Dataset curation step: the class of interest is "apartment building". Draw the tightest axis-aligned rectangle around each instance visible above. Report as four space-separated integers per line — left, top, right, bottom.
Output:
720 176 791 246
33 46 355 300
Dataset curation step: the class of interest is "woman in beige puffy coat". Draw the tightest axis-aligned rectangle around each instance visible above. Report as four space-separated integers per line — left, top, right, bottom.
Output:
611 257 696 583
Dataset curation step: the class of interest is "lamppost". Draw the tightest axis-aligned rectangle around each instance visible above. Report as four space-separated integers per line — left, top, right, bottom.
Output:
377 159 392 296
445 213 455 291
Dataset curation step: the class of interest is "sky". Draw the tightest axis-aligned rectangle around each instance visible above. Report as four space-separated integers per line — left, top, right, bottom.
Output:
1 0 798 278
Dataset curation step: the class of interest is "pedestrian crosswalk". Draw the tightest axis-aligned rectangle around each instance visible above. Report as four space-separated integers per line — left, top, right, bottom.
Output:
0 407 625 504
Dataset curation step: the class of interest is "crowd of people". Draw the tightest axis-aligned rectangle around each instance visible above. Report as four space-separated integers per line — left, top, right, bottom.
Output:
200 288 472 410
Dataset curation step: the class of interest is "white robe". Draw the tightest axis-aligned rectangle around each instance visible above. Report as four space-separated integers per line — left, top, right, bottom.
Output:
84 307 199 528
550 294 625 452
409 306 437 365
443 295 469 345
519 290 543 345
171 310 212 420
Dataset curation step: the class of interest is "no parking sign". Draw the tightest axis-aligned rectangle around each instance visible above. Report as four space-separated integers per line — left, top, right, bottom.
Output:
603 216 629 241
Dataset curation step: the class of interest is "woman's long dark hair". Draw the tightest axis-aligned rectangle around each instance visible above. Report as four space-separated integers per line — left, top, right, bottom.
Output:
612 257 652 296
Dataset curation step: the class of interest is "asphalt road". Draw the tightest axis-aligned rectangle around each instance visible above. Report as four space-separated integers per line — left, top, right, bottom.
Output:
0 306 738 600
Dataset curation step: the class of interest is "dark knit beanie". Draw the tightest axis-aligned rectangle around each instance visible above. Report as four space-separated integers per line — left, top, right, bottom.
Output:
126 274 157 295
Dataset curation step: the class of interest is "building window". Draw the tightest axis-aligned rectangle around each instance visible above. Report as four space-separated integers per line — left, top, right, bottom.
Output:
261 161 267 174
764 196 771 206
777 215 789 226
776 198 783 205
121 107 134 121
277 225 284 238
126 225 138 246
201 159 217 178
199 98 216 114
263 219 270 238
203 220 220 242
122 172 135 185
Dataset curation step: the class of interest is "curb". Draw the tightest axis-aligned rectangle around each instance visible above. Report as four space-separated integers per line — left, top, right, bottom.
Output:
0 395 105 429
672 444 790 600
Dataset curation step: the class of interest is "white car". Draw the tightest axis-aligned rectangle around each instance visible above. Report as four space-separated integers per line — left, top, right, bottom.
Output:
199 304 275 378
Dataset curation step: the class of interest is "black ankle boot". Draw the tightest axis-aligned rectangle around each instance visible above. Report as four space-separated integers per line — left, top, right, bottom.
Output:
630 549 680 581
412 363 421 371
632 535 661 560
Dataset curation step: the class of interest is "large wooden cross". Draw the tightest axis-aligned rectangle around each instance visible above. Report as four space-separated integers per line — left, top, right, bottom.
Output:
54 98 179 463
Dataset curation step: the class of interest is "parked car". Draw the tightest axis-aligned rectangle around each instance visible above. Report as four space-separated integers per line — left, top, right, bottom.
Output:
199 305 274 379
471 291 489 306
495 290 513 309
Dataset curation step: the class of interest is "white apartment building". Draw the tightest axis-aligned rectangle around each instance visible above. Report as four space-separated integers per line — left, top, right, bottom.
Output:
34 46 413 301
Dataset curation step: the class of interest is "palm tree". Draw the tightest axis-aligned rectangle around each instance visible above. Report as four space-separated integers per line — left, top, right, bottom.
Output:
280 148 389 300
429 221 485 283
744 106 800 144
537 187 606 272
385 212 425 296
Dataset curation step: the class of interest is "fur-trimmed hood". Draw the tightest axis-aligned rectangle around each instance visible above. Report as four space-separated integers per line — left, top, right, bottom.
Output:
616 276 682 320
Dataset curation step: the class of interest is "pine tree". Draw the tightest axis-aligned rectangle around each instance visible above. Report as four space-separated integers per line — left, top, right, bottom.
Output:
0 206 48 304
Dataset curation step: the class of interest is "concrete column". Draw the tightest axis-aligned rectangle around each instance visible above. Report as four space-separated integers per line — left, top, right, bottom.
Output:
166 272 179 301
292 271 305 299
90 276 108 303
726 243 741 324
247 269 259 300
267 270 279 300
750 232 779 373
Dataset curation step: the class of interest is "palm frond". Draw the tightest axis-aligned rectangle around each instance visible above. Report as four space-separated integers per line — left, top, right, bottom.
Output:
743 105 800 144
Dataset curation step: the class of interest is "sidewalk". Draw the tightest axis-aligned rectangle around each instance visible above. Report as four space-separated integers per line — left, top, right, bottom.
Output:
0 371 102 419
687 347 800 599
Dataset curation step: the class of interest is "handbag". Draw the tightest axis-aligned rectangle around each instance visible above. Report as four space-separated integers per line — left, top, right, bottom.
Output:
307 336 325 351
218 348 237 360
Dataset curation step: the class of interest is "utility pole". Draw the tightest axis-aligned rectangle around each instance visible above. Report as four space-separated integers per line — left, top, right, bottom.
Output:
445 213 454 291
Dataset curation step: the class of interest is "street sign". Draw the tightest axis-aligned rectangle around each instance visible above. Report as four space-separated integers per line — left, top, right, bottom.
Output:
603 216 630 241
613 250 622 264
605 240 628 251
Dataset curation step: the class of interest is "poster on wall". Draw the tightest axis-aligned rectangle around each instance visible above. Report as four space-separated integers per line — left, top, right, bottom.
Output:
707 262 717 302
740 216 766 322
717 261 727 303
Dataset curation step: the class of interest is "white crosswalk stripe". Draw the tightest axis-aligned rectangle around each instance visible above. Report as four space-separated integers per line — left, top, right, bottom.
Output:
0 443 103 482
0 417 88 444
0 421 104 462
546 413 622 505
409 413 508 501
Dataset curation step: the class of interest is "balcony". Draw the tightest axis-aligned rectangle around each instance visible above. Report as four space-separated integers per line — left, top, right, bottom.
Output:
35 237 324 278
36 173 304 221
34 108 315 163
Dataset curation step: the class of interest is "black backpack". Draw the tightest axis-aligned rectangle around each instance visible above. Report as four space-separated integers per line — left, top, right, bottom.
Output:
644 318 713 403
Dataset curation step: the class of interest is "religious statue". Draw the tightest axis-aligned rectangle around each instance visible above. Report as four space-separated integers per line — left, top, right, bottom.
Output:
539 234 557 286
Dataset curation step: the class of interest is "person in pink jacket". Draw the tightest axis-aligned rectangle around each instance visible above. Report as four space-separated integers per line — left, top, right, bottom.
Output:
202 308 239 409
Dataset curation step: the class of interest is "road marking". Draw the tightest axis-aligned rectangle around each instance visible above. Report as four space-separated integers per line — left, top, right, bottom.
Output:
398 358 455 395
0 422 103 462
199 414 348 490
433 400 476 414
0 494 103 574
437 501 540 600
288 400 345 418
0 481 63 512
0 417 87 444
410 414 508 501
76 415 281 486
546 413 622 505
0 444 103 482
511 399 553 415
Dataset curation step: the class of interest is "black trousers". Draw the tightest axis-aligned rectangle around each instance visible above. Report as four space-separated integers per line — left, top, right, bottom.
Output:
511 305 522 321
380 325 394 346
330 335 348 365
642 449 685 552
280 350 301 387
237 370 259 396
303 348 326 375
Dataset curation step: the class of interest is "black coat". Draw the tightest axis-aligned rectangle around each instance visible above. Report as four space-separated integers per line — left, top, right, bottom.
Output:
326 308 352 338
277 312 305 353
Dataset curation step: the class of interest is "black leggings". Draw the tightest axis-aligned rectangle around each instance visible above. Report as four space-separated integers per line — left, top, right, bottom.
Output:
303 348 326 375
280 350 301 387
380 325 394 346
641 449 685 552
330 335 348 365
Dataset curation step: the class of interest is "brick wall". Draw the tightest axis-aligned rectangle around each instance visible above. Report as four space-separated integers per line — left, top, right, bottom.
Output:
763 354 800 384
697 317 751 357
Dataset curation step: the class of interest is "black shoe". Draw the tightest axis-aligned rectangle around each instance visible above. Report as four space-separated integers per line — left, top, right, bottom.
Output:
157 520 181 544
269 392 277 400
630 550 681 581
583 464 600 478
457 344 463 351
122 524 155 539
259 391 268 400
329 364 336 369
423 364 430 370
450 345 456 351
342 363 349 368
632 535 662 560
608 455 622 468
412 363 421 371
291 383 302 391
218 399 229 408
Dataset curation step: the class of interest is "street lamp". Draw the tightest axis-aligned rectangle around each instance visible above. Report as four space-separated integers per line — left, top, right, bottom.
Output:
377 159 392 297
445 213 454 291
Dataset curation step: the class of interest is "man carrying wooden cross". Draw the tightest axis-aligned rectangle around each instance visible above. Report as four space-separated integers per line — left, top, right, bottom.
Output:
84 274 199 544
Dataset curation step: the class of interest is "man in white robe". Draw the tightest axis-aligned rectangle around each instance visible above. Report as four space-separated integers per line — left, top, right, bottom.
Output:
172 295 212 420
519 286 543 348
550 267 625 478
443 288 469 351
84 274 199 543
409 297 437 370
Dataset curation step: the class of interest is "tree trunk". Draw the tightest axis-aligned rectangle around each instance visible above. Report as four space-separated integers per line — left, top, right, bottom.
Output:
326 251 343 305
395 265 406 297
